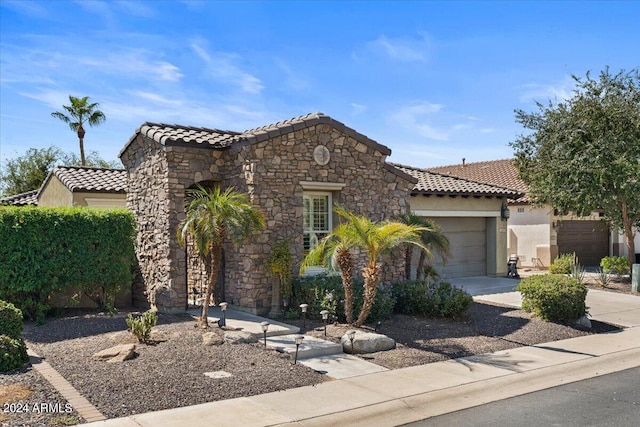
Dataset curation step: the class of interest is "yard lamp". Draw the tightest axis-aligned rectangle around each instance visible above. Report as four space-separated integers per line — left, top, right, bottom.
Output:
218 302 228 328
299 304 308 331
320 310 329 336
294 335 304 364
260 321 270 348
347 330 356 354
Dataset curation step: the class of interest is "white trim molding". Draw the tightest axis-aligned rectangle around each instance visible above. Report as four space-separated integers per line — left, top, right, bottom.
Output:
412 209 500 217
300 181 346 191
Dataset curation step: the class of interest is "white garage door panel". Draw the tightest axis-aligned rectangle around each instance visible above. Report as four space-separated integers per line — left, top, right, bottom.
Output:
427 217 487 278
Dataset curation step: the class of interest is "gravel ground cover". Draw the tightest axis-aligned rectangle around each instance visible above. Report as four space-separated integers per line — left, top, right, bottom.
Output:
1 286 629 426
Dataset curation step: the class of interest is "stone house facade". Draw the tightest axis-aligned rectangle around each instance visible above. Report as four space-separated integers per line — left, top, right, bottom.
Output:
119 113 416 314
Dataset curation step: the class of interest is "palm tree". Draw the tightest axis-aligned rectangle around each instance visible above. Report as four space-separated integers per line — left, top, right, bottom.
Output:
396 213 450 281
51 95 106 166
177 185 265 328
302 207 430 327
301 220 357 324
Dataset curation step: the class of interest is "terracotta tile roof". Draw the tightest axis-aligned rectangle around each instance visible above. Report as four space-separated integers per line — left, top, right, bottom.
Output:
391 163 524 198
0 190 39 206
427 159 529 203
122 112 392 157
47 166 127 193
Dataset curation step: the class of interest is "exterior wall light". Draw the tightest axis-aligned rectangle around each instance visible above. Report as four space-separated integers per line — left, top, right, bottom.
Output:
501 205 511 221
260 321 270 348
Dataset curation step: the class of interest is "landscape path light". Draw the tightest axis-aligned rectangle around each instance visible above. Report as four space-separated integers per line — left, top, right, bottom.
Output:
320 310 329 336
294 335 304 364
299 304 308 331
218 302 228 328
347 330 356 354
260 321 270 348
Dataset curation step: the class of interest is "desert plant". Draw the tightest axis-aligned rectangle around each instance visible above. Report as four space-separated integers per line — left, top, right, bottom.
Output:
392 280 473 319
0 334 29 372
516 274 588 322
266 240 293 300
595 268 611 288
600 256 629 276
0 299 23 339
126 310 158 343
549 253 578 274
570 264 586 282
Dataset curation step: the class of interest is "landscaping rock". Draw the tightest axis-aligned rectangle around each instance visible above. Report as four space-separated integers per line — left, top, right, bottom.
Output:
224 331 258 344
575 316 592 329
341 331 395 354
203 332 224 346
92 344 136 363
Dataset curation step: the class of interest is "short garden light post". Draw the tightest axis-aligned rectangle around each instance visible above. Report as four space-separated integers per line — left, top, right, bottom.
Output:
218 302 228 328
261 321 270 348
320 310 329 336
299 304 308 331
347 330 356 354
294 335 304 364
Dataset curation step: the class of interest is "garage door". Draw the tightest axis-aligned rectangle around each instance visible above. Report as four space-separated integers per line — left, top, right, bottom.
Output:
557 220 609 267
424 217 487 278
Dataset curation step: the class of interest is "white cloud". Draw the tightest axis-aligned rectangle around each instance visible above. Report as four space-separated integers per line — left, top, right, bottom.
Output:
518 76 574 103
390 101 449 141
364 34 433 62
190 40 264 94
0 0 49 17
350 103 367 115
274 59 310 91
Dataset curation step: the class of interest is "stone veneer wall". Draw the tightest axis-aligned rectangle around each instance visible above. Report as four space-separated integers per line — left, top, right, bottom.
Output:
221 123 413 314
122 123 414 314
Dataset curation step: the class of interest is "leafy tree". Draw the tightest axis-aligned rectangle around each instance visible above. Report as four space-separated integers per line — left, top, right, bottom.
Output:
511 68 640 271
302 207 429 327
177 185 265 328
396 213 450 281
1 146 120 197
51 95 106 166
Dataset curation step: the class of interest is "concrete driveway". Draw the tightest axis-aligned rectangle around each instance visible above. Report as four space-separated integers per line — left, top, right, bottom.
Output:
451 275 640 328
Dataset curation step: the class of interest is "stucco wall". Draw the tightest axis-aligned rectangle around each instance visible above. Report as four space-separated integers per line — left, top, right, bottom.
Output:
38 176 73 207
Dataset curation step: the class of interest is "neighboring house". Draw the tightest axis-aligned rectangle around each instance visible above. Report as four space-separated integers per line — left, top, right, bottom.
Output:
428 159 637 267
118 112 524 315
0 166 127 208
393 163 523 278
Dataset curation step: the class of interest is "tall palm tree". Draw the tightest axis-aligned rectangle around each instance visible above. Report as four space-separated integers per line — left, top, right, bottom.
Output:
302 207 430 327
396 213 450 281
51 95 106 166
177 185 265 328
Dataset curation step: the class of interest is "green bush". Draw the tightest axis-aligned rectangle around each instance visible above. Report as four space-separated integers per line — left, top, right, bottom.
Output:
516 274 588 322
0 206 136 321
291 273 396 323
0 299 23 339
0 334 29 372
600 256 629 276
392 280 473 319
549 253 577 274
126 310 158 343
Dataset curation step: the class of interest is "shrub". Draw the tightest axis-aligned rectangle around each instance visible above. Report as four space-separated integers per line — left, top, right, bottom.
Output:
549 253 577 274
0 206 135 321
0 299 23 339
600 256 629 276
126 310 158 343
0 334 29 372
393 280 473 319
291 273 396 323
516 274 588 322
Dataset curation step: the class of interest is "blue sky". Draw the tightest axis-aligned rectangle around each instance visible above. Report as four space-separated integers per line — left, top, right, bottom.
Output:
1 1 638 170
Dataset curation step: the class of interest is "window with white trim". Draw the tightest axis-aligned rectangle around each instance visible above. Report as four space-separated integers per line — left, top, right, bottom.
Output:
303 192 332 255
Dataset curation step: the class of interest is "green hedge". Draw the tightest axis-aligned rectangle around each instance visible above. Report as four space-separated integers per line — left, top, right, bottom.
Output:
0 300 23 339
516 274 588 322
0 206 136 320
392 280 473 319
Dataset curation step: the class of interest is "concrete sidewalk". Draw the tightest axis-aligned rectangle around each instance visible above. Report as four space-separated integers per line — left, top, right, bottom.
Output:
78 326 640 427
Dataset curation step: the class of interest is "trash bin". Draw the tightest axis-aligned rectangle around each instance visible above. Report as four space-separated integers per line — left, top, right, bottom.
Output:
507 255 520 278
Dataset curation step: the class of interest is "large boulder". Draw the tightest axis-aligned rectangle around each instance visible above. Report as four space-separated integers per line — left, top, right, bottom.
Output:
223 331 258 344
203 332 224 346
341 331 395 354
92 344 136 363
